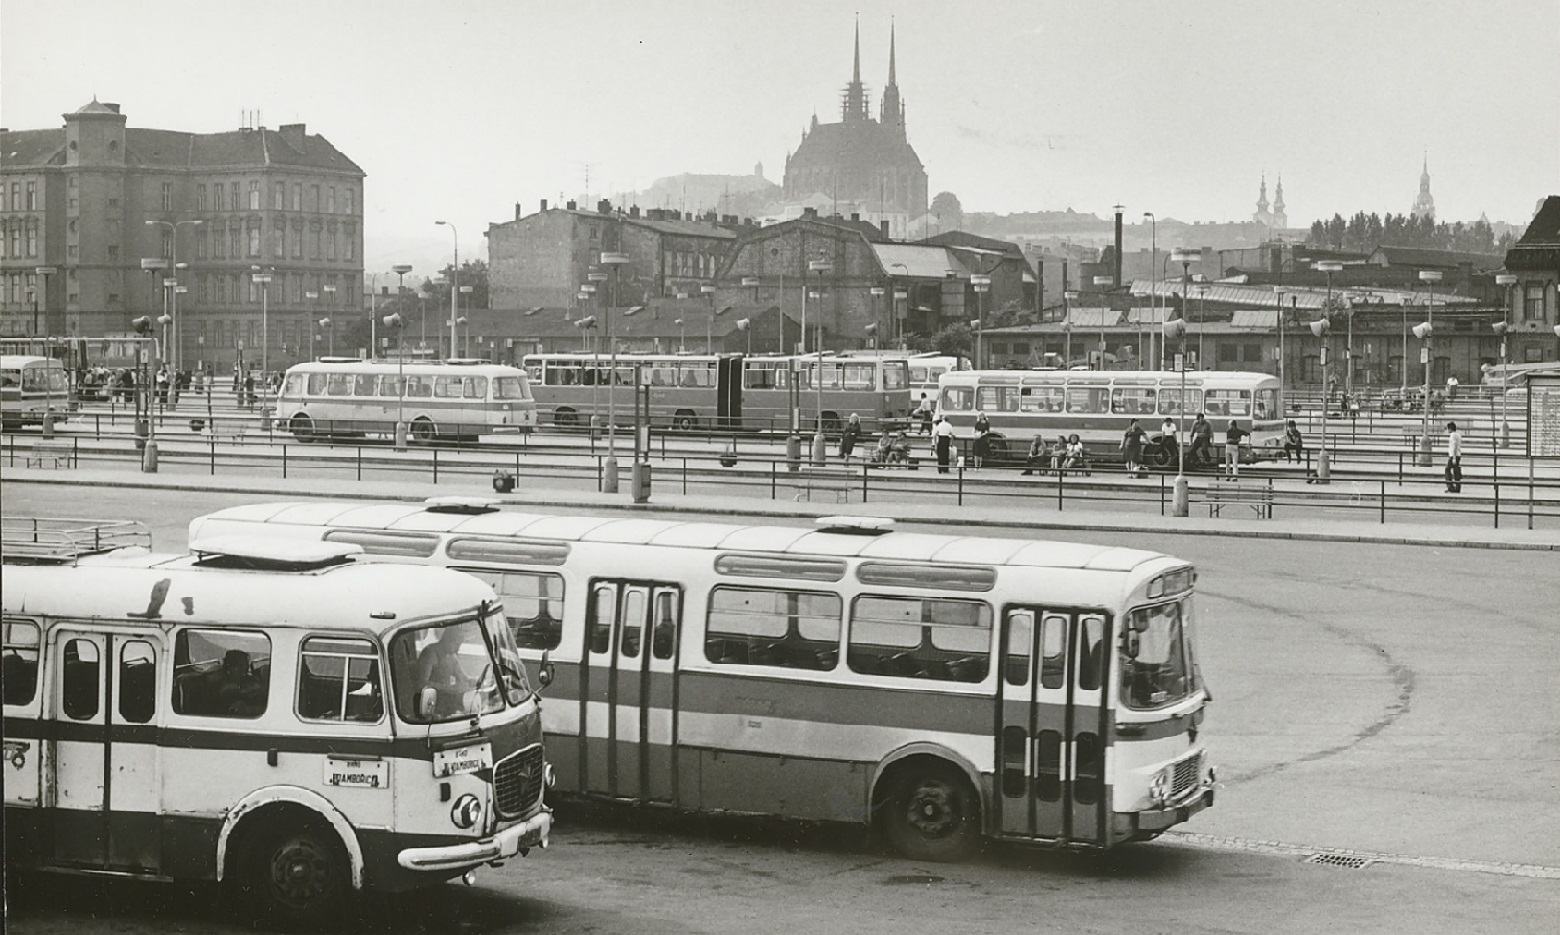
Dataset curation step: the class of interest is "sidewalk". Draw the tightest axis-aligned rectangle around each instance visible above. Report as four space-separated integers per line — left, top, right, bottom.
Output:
6 464 1557 551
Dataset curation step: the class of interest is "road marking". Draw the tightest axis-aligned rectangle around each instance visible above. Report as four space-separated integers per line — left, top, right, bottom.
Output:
1163 831 1560 879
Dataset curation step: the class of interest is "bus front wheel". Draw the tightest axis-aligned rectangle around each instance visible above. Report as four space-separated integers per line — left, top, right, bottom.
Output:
673 410 698 432
553 407 578 428
409 418 437 442
239 821 347 929
879 762 979 862
288 414 315 442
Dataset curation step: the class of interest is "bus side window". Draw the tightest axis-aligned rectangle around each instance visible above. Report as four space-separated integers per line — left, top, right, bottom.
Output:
172 629 271 719
589 584 616 655
61 638 100 721
353 375 377 396
2 619 41 707
1040 615 1067 689
118 640 157 724
1076 615 1104 691
463 570 565 651
283 373 305 397
1003 610 1033 686
651 589 679 660
298 637 383 723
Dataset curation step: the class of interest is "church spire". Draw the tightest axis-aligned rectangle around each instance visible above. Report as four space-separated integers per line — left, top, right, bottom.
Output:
841 15 870 122
881 19 904 138
1412 151 1435 219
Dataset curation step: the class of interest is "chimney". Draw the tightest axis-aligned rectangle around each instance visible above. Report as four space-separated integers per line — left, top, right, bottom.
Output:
803 207 818 218
629 205 640 218
566 199 577 210
540 198 548 213
1113 206 1123 288
879 220 889 238
850 212 861 222
279 122 306 152
597 198 611 214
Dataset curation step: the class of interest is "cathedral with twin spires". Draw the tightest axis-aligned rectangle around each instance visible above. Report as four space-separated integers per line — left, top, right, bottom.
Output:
780 20 928 238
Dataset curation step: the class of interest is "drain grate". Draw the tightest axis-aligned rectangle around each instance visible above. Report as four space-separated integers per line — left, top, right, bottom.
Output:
1306 853 1375 870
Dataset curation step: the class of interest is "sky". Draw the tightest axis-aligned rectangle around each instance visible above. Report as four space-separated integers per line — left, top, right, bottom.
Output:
3 0 1557 275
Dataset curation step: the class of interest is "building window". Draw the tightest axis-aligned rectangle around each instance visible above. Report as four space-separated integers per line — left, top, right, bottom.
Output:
272 182 284 211
229 225 241 258
249 181 260 210
26 181 37 210
1523 284 1546 322
326 187 336 214
325 224 337 260
344 223 356 261
106 245 118 260
196 184 207 211
107 197 119 208
311 185 321 212
6 225 16 258
345 188 354 215
272 224 284 258
27 221 38 257
161 181 173 211
292 182 302 211
229 182 239 211
310 226 321 259
196 232 207 260
213 226 225 258
248 224 261 257
292 222 304 259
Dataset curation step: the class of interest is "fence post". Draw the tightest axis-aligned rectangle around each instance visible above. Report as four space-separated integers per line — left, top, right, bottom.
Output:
73 436 79 469
1493 480 1499 529
770 460 776 500
1159 471 1165 516
861 463 869 503
96 414 101 440
957 461 964 506
1397 451 1403 486
1529 460 1535 531
596 455 602 493
210 437 216 475
432 447 439 484
357 446 362 482
1057 467 1064 511
682 457 688 495
1380 479 1386 524
282 443 288 479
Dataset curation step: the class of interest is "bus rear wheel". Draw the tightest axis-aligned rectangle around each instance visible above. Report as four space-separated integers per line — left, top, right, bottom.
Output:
673 410 698 432
409 418 437 442
1143 442 1173 469
239 821 347 929
879 762 979 862
553 407 578 428
288 414 315 442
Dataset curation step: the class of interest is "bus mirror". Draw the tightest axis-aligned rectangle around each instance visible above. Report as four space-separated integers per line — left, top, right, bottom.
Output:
537 650 555 689
416 687 437 719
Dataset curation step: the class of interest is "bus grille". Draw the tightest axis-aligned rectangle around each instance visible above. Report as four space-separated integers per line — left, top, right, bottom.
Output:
1172 752 1203 800
494 743 544 819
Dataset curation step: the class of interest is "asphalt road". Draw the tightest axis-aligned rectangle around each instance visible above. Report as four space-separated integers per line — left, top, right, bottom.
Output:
4 481 1558 934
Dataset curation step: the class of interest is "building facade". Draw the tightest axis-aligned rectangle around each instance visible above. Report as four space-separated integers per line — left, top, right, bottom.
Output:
1501 195 1560 363
0 99 364 370
780 22 928 239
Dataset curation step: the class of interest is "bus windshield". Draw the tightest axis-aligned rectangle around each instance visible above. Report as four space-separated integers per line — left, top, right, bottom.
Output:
494 376 531 400
1119 598 1196 709
390 616 508 723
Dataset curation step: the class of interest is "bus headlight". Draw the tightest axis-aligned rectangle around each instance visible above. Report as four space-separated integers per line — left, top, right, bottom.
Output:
451 793 483 830
1148 766 1172 806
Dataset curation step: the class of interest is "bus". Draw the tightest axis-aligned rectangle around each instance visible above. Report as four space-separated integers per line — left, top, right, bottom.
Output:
1 355 73 428
273 358 537 442
838 350 967 416
938 369 1285 466
522 352 911 433
190 499 1217 859
2 515 553 926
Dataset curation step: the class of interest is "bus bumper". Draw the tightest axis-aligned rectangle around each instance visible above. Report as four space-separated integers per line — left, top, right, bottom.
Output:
396 807 552 872
1114 787 1215 838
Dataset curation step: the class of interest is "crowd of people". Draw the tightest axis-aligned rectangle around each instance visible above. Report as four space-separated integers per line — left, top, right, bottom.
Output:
73 362 281 411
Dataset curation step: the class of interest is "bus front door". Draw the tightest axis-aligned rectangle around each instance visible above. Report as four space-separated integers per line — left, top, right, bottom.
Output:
48 629 162 871
995 609 1110 846
581 581 682 803
716 356 743 429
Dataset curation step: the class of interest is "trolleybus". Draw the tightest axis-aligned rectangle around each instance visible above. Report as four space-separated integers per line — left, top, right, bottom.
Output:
523 352 911 433
190 499 1217 859
2 515 553 926
272 358 537 442
938 368 1285 466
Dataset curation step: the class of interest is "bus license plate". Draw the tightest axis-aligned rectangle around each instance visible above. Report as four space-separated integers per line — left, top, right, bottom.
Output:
433 742 492 778
325 757 387 789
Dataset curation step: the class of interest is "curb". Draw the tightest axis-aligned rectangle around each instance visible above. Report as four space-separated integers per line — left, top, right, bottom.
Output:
7 473 1557 552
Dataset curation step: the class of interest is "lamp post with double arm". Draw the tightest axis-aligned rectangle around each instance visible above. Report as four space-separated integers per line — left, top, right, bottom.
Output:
1163 316 1189 516
600 251 632 493
1310 316 1332 484
1417 270 1442 466
145 218 203 371
1494 272 1518 447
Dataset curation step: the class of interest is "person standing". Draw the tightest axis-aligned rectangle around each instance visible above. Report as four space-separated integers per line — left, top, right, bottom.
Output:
1223 420 1250 478
1121 420 1147 477
915 393 934 435
1189 413 1213 468
839 413 862 461
971 411 991 469
932 415 955 474
1444 421 1463 493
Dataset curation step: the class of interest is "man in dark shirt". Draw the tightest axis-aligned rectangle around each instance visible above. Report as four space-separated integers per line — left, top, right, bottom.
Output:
1224 421 1250 477
1188 414 1213 467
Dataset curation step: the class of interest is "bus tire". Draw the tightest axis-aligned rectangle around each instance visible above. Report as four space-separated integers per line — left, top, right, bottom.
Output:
553 407 578 428
985 434 1009 463
288 414 315 442
409 418 437 442
878 760 979 862
238 819 347 930
673 410 698 432
1143 443 1172 469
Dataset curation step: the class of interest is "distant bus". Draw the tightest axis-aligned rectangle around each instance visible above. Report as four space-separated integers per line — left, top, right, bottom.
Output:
522 352 911 433
274 359 537 442
1 355 72 428
939 369 1285 465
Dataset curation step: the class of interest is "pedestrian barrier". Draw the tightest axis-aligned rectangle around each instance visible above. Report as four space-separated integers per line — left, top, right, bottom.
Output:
23 437 74 469
1205 477 1274 519
790 467 854 503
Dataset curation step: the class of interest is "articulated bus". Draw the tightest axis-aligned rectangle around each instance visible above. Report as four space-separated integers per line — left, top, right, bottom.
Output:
191 499 1217 859
1 355 73 428
522 352 911 433
273 358 537 442
939 369 1285 465
2 517 553 926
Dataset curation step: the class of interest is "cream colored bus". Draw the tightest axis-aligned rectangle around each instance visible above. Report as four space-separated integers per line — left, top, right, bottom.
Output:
2 517 553 927
191 499 1216 860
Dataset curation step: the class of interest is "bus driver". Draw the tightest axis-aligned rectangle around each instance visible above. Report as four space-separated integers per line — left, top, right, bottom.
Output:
418 626 477 716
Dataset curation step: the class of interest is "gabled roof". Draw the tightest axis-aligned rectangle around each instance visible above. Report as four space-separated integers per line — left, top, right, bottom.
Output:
921 230 1025 258
1368 244 1504 270
1504 196 1560 273
0 129 66 167
0 124 362 174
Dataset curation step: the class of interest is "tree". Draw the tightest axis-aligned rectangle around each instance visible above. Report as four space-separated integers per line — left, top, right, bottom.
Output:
930 191 964 232
419 259 489 312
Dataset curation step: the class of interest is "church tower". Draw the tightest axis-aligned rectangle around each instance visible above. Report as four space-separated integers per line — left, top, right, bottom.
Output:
1254 173 1271 225
840 17 870 122
1411 153 1435 219
880 20 905 140
1272 174 1287 229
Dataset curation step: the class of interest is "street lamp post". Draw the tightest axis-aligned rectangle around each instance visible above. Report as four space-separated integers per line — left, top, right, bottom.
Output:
1417 270 1442 466
1163 317 1189 516
1494 272 1518 448
304 290 319 360
1274 287 1286 403
806 259 832 465
701 283 717 351
971 273 991 367
459 283 474 356
392 264 413 350
600 251 632 493
1310 317 1333 484
1062 290 1077 367
145 218 203 371
1091 275 1112 368
1170 249 1202 370
320 317 334 356
435 221 460 358
456 315 468 358
869 286 885 349
1314 260 1345 403
1144 212 1157 369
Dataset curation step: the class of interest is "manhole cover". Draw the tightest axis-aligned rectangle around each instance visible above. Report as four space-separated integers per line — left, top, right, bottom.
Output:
1305 853 1374 870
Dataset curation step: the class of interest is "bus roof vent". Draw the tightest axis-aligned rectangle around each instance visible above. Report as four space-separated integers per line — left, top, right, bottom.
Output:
424 495 500 515
1 516 151 564
316 356 362 363
190 536 363 570
813 516 895 535
444 358 484 366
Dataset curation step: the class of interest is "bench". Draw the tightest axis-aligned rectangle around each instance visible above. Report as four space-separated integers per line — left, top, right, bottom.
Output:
23 438 73 469
1206 477 1272 518
790 468 854 503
